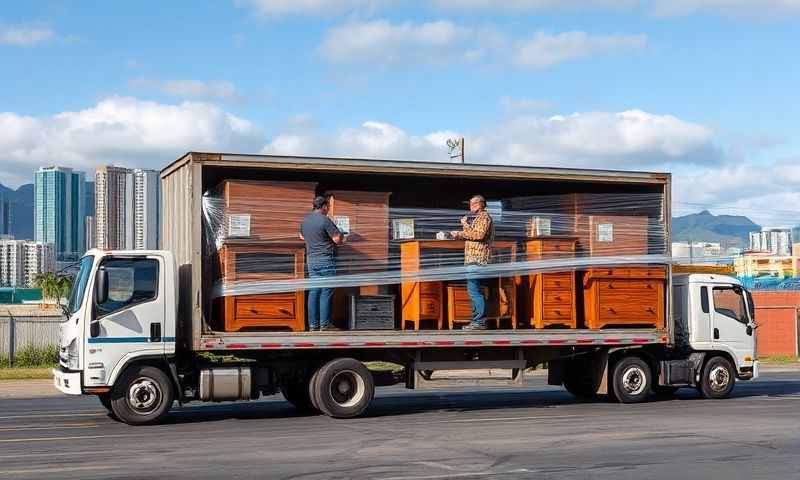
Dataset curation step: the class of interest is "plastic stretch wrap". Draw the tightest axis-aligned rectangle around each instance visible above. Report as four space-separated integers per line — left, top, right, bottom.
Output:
202 184 669 298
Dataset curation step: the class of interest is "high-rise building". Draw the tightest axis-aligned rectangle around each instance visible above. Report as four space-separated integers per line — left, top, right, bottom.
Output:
749 227 792 256
85 215 96 250
96 166 160 250
0 238 55 287
95 166 129 250
34 166 86 260
0 194 11 236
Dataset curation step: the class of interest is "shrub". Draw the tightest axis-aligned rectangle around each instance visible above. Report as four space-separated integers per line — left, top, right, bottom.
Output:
10 344 59 368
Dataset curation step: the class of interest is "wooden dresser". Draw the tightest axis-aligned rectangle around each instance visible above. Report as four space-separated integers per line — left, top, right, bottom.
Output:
217 240 306 332
325 190 391 275
217 180 317 241
400 240 518 330
526 236 578 329
581 266 667 330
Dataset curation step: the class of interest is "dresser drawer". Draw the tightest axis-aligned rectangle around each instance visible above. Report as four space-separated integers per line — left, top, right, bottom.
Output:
420 294 441 318
234 295 297 320
542 273 573 290
598 301 660 322
598 280 661 292
420 282 442 295
540 241 576 255
543 305 572 321
543 289 573 305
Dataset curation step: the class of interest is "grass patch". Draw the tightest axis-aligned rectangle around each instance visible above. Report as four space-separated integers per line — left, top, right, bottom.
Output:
758 355 799 364
0 367 54 380
0 345 59 369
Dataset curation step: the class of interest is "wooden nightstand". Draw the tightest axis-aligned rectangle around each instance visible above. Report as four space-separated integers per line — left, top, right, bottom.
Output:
526 236 578 329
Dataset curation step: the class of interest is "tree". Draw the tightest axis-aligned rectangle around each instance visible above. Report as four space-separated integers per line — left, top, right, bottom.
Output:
33 272 73 305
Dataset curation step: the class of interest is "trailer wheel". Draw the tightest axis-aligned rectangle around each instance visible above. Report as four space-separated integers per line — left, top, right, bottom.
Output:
280 377 317 413
110 365 174 425
311 358 374 419
563 360 601 399
698 356 735 399
611 356 652 404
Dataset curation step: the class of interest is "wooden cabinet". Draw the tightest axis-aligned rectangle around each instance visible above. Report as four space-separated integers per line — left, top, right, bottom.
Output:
217 241 306 332
400 240 517 330
581 266 667 330
326 190 391 275
526 237 578 329
586 215 650 256
446 279 516 329
217 180 317 241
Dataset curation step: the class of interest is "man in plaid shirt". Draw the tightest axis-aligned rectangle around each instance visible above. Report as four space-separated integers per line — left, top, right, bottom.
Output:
451 195 494 330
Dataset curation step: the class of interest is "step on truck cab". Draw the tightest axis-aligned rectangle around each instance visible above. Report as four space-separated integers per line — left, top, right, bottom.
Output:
54 248 758 425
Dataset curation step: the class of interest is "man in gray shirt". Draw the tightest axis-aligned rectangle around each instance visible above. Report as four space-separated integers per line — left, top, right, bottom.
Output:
300 196 344 331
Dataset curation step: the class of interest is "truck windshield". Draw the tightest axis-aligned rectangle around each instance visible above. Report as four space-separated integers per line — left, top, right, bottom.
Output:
68 256 94 314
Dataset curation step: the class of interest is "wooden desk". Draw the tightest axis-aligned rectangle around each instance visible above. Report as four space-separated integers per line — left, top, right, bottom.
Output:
400 239 518 330
217 240 306 332
526 236 578 329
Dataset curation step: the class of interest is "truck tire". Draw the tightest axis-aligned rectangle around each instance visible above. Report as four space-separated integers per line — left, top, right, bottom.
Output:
698 356 735 399
280 377 317 413
110 365 174 425
611 356 652 404
563 361 601 399
310 358 374 419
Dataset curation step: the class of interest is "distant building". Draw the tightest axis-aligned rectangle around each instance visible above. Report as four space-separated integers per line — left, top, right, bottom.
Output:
85 215 96 250
672 241 722 261
34 166 87 260
0 238 55 287
794 243 800 258
0 194 11 236
749 227 792 256
96 166 160 250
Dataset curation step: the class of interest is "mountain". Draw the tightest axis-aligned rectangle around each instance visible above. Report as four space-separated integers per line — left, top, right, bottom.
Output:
672 210 760 248
0 183 35 240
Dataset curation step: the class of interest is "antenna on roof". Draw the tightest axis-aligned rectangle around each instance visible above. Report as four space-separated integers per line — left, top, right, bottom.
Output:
446 137 464 164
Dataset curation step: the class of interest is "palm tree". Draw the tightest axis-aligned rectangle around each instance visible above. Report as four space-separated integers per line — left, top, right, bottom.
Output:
33 273 73 305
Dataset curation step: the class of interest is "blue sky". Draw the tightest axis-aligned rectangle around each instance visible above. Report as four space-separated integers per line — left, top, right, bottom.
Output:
2 1 799 225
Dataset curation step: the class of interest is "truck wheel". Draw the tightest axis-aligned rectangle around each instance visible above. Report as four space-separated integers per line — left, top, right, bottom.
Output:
311 358 374 419
611 356 652 404
699 356 735 399
563 361 601 399
280 377 317 413
110 365 174 425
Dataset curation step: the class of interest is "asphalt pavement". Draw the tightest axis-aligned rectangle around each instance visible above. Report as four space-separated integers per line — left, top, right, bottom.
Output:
1 370 799 480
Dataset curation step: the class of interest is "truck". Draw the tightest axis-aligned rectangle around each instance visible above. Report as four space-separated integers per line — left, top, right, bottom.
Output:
53 152 759 425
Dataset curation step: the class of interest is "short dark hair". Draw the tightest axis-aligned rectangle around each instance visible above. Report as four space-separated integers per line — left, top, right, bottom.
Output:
312 196 328 210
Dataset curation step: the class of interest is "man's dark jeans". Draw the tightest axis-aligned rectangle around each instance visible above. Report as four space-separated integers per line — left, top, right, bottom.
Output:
307 256 336 330
466 264 487 327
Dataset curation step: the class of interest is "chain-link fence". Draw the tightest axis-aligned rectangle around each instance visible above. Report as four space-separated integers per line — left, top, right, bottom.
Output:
0 312 63 366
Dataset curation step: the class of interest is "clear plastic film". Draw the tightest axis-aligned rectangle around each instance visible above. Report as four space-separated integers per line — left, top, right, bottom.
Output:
201 180 669 298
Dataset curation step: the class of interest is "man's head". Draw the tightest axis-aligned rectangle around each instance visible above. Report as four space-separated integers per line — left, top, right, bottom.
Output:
469 195 486 214
313 196 329 215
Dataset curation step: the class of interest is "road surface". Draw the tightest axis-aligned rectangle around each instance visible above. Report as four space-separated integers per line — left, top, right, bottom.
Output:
1 370 799 479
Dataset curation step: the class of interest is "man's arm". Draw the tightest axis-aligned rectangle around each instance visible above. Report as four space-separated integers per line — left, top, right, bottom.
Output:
459 213 491 241
325 218 345 245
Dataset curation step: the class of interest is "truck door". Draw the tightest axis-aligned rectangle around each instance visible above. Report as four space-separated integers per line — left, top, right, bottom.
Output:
84 256 164 386
710 285 753 366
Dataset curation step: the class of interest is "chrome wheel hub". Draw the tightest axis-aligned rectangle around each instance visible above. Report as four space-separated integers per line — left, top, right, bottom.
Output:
128 377 162 414
621 367 647 395
330 370 366 408
709 365 731 392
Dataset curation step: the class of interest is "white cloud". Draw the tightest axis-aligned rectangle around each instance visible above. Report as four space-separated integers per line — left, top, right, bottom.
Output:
651 0 800 17
319 20 471 64
129 78 242 102
0 24 55 47
513 31 647 69
0 96 262 187
320 20 646 68
238 0 392 17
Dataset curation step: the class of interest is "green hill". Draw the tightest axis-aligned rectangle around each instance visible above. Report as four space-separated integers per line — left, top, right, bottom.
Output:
672 210 760 248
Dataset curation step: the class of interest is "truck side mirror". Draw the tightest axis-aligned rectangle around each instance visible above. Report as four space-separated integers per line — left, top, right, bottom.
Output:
96 268 109 305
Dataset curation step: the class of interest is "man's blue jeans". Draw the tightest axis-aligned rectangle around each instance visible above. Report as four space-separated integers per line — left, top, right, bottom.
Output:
466 264 487 326
307 257 336 330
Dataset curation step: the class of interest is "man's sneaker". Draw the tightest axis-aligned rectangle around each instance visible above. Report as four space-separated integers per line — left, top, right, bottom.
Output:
320 325 341 332
462 323 487 331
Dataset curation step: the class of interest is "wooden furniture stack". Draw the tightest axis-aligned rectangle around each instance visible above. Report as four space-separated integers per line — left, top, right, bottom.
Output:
526 236 578 329
581 266 667 329
217 240 306 332
400 240 518 330
218 180 317 240
325 190 392 276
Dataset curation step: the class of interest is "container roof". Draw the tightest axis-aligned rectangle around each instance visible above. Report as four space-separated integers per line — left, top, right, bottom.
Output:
162 152 670 185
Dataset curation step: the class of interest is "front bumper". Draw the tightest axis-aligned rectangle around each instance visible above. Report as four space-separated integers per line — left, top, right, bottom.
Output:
53 367 82 395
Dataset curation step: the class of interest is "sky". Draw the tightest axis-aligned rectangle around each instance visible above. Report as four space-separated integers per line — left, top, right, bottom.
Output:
1 0 799 226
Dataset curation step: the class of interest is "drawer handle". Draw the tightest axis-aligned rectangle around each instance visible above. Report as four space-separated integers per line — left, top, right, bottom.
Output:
554 281 561 286
608 283 614 289
607 307 616 314
249 308 259 314
279 308 291 314
646 284 653 289
646 307 655 313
